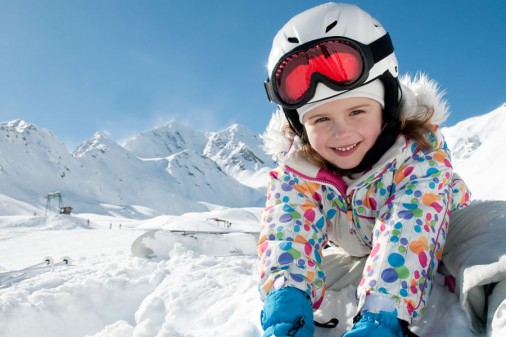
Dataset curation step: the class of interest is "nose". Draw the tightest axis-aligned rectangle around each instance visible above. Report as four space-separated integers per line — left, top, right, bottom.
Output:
332 119 349 138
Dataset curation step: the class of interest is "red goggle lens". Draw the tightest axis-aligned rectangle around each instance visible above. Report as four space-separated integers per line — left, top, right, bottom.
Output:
274 40 364 105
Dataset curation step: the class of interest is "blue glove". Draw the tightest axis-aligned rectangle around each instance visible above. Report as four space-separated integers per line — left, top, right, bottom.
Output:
260 287 314 337
342 311 403 337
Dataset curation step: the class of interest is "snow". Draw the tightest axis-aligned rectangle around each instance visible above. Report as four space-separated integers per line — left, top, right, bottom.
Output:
442 103 506 201
0 209 482 337
0 211 263 337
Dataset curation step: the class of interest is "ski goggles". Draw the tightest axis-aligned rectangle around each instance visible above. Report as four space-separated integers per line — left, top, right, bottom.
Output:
264 33 394 109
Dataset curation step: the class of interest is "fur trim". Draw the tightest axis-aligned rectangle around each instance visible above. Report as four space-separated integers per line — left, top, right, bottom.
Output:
261 108 293 158
262 73 451 157
400 73 450 125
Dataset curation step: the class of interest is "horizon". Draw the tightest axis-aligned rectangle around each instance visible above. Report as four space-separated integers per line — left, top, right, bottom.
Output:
1 0 505 149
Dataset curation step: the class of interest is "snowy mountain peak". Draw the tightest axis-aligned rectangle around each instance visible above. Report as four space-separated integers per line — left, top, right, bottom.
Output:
217 123 259 144
1 119 53 140
222 123 248 136
0 119 68 155
73 131 120 158
204 124 273 176
92 130 111 140
2 119 37 133
123 120 208 159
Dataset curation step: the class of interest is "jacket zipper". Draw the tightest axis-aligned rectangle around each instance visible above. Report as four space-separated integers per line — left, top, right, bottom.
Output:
345 195 352 210
345 190 371 247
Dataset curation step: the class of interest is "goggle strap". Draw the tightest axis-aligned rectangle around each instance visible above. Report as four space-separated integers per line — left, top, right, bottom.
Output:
369 33 394 64
264 79 274 102
265 33 394 105
283 108 304 135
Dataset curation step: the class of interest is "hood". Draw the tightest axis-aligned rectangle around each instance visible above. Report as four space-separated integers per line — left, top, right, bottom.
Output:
262 73 450 159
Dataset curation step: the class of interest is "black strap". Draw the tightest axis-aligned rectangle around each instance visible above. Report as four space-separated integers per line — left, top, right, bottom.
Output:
369 32 394 64
287 316 305 336
314 317 339 328
400 320 420 337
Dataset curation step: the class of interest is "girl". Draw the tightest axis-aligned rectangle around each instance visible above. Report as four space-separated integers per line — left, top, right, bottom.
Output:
257 3 490 337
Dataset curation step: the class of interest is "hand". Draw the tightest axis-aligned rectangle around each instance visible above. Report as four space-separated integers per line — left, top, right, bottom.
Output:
261 287 314 337
342 311 403 337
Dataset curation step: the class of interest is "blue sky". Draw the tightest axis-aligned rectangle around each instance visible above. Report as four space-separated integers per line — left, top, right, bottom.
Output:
1 0 505 149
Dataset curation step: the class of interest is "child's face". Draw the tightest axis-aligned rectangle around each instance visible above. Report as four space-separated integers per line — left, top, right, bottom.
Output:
303 97 383 170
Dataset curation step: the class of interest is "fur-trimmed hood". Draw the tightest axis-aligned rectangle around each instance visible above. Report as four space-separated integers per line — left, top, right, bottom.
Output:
261 74 451 159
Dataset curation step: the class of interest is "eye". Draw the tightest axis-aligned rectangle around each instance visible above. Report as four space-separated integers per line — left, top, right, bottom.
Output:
350 109 364 116
314 116 330 123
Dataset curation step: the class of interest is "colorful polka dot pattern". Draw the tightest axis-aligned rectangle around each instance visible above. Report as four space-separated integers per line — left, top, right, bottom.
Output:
258 132 471 322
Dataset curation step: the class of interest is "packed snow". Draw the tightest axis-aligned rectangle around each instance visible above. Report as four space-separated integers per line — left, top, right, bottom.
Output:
1 103 505 336
0 208 478 337
443 103 506 200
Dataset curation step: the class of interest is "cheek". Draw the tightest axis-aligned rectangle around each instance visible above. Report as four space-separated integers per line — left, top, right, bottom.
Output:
306 131 327 153
363 119 383 144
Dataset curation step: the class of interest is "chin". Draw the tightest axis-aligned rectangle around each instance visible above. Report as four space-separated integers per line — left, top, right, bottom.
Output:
331 161 360 170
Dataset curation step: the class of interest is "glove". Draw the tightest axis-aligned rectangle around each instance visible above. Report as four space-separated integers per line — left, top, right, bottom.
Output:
260 287 314 337
342 311 403 337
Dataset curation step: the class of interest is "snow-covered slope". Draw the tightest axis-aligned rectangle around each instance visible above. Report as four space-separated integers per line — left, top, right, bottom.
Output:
0 120 85 211
442 103 506 201
0 210 483 337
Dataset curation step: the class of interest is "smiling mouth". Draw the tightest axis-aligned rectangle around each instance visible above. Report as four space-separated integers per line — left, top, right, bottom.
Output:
333 143 358 152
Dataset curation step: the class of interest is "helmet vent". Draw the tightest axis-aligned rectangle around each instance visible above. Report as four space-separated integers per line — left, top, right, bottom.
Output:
287 37 299 43
325 20 338 33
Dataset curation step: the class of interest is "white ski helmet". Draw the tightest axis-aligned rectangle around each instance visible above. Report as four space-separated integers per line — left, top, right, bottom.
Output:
264 2 402 173
264 2 401 135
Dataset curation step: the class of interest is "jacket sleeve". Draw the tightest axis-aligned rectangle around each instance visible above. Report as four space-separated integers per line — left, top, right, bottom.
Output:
257 166 329 309
356 132 455 323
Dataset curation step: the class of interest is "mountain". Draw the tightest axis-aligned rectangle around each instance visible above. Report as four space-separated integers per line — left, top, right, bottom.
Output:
0 120 273 218
203 124 273 189
122 121 272 202
123 121 208 158
123 122 272 188
442 103 506 201
0 120 83 212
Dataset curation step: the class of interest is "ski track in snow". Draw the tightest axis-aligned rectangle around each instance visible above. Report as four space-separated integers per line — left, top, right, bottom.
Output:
0 212 483 337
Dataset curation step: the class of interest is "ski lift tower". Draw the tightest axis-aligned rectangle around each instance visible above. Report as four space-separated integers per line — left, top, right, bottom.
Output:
45 191 67 216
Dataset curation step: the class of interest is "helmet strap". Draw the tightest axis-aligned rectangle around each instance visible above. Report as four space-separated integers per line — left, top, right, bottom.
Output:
283 107 305 137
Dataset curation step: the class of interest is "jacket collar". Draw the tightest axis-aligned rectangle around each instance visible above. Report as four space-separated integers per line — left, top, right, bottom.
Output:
282 134 408 193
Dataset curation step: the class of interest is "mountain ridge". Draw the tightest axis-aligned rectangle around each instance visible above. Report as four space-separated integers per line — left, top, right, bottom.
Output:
0 119 272 218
